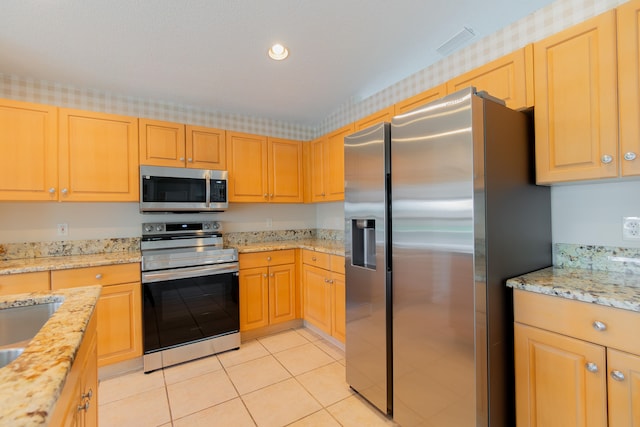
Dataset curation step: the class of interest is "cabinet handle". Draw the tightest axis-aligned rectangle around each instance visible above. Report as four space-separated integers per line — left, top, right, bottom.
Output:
48 187 56 194
610 370 625 381
624 152 637 161
592 320 607 331
95 274 102 280
81 388 93 400
585 362 599 373
61 188 68 195
601 154 613 164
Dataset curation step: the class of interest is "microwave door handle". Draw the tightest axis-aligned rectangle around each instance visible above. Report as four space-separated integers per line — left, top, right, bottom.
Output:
205 173 211 207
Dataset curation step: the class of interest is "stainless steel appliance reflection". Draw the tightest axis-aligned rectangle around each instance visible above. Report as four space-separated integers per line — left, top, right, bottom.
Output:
141 221 239 373
344 87 552 426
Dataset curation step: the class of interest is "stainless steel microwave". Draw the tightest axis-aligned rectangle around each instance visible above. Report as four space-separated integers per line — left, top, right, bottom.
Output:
140 166 228 212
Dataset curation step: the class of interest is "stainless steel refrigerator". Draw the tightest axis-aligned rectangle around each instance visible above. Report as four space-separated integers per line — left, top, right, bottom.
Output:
344 87 552 426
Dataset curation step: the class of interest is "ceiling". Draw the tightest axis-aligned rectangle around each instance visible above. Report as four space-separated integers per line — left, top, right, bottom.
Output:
0 0 556 127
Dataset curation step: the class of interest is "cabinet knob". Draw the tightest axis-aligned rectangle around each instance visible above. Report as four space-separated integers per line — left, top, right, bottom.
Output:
77 401 90 412
321 192 325 197
48 187 56 194
264 193 268 198
269 273 274 277
267 256 271 261
312 256 317 261
592 320 607 331
188 158 193 162
179 157 185 161
263 273 268 278
81 388 93 400
610 370 625 381
61 188 68 195
624 152 637 161
269 193 274 198
324 278 329 283
585 362 599 373
601 154 613 164
95 273 102 280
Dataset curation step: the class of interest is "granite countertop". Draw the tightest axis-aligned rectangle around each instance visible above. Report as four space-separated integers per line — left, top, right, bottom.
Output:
232 239 345 256
0 286 101 426
0 252 141 276
506 266 640 313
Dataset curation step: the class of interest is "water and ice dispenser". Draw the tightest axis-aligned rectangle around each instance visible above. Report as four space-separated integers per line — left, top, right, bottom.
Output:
351 219 376 269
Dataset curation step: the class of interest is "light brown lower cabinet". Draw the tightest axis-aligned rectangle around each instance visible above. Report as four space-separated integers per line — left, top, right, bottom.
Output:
50 310 98 427
51 263 142 367
514 290 640 427
301 250 345 343
239 250 297 331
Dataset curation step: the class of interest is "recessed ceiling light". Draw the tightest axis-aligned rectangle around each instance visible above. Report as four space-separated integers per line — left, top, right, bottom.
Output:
268 43 289 61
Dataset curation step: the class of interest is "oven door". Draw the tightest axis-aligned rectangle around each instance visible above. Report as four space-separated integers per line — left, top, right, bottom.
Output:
142 263 239 354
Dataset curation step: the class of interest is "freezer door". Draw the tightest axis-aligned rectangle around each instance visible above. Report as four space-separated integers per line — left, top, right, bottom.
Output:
391 88 476 426
344 122 391 415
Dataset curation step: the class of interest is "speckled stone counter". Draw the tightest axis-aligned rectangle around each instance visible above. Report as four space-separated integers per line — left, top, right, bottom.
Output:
506 266 640 313
232 238 345 256
0 286 101 426
0 252 141 276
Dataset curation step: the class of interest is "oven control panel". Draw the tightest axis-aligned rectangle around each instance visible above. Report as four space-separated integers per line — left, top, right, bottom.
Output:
142 221 221 236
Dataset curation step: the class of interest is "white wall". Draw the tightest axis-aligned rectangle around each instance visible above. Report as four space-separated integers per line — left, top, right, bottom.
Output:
0 202 316 243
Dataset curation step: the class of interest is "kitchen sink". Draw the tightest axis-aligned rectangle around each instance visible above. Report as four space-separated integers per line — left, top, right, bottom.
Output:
0 302 62 347
0 348 24 368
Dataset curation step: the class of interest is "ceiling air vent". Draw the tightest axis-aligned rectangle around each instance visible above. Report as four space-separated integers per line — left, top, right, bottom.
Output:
436 27 475 56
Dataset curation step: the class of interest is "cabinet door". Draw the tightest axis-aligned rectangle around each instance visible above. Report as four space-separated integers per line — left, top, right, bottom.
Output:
269 263 296 325
239 266 269 331
227 131 268 202
96 282 142 367
0 271 50 295
354 106 394 131
0 99 58 201
59 109 139 201
186 125 226 170
139 119 185 167
447 46 533 110
326 124 353 201
331 272 345 343
309 137 328 202
80 322 98 427
514 323 607 427
534 11 618 184
617 0 640 177
268 138 303 203
607 348 640 427
302 264 332 334
394 84 446 115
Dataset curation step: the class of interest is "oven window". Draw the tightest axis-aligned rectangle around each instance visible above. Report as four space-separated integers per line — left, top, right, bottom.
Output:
143 272 239 352
143 176 206 203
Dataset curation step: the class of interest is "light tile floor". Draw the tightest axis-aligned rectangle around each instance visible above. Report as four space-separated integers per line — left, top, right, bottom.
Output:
98 328 397 427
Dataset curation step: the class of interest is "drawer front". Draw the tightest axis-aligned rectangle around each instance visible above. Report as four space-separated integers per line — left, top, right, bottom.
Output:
331 255 345 274
0 271 50 295
514 289 640 355
302 249 331 270
51 263 140 289
239 249 295 269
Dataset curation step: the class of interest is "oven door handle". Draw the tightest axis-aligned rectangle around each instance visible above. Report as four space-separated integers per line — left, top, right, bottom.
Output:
142 262 239 283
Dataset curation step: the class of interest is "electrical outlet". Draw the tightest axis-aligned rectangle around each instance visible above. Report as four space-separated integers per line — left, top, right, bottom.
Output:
622 217 640 240
57 223 68 236
266 218 272 228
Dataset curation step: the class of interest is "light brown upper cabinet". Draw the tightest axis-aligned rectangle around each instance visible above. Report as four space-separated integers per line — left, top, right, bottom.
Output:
394 84 447 115
0 99 58 201
227 131 302 203
534 11 618 184
354 106 394 131
447 45 534 110
59 108 139 202
139 119 226 170
617 0 640 177
308 123 354 202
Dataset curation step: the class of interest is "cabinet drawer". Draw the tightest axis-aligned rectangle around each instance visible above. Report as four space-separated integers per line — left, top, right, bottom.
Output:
0 271 50 295
51 263 140 289
330 255 345 274
239 249 295 269
514 290 640 355
302 249 331 270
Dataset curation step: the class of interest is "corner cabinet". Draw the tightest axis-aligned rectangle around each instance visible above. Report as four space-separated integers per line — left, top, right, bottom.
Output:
139 118 226 170
238 250 297 331
514 290 640 427
50 310 98 427
227 132 303 203
51 263 142 367
533 11 619 184
308 124 353 202
301 250 345 342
